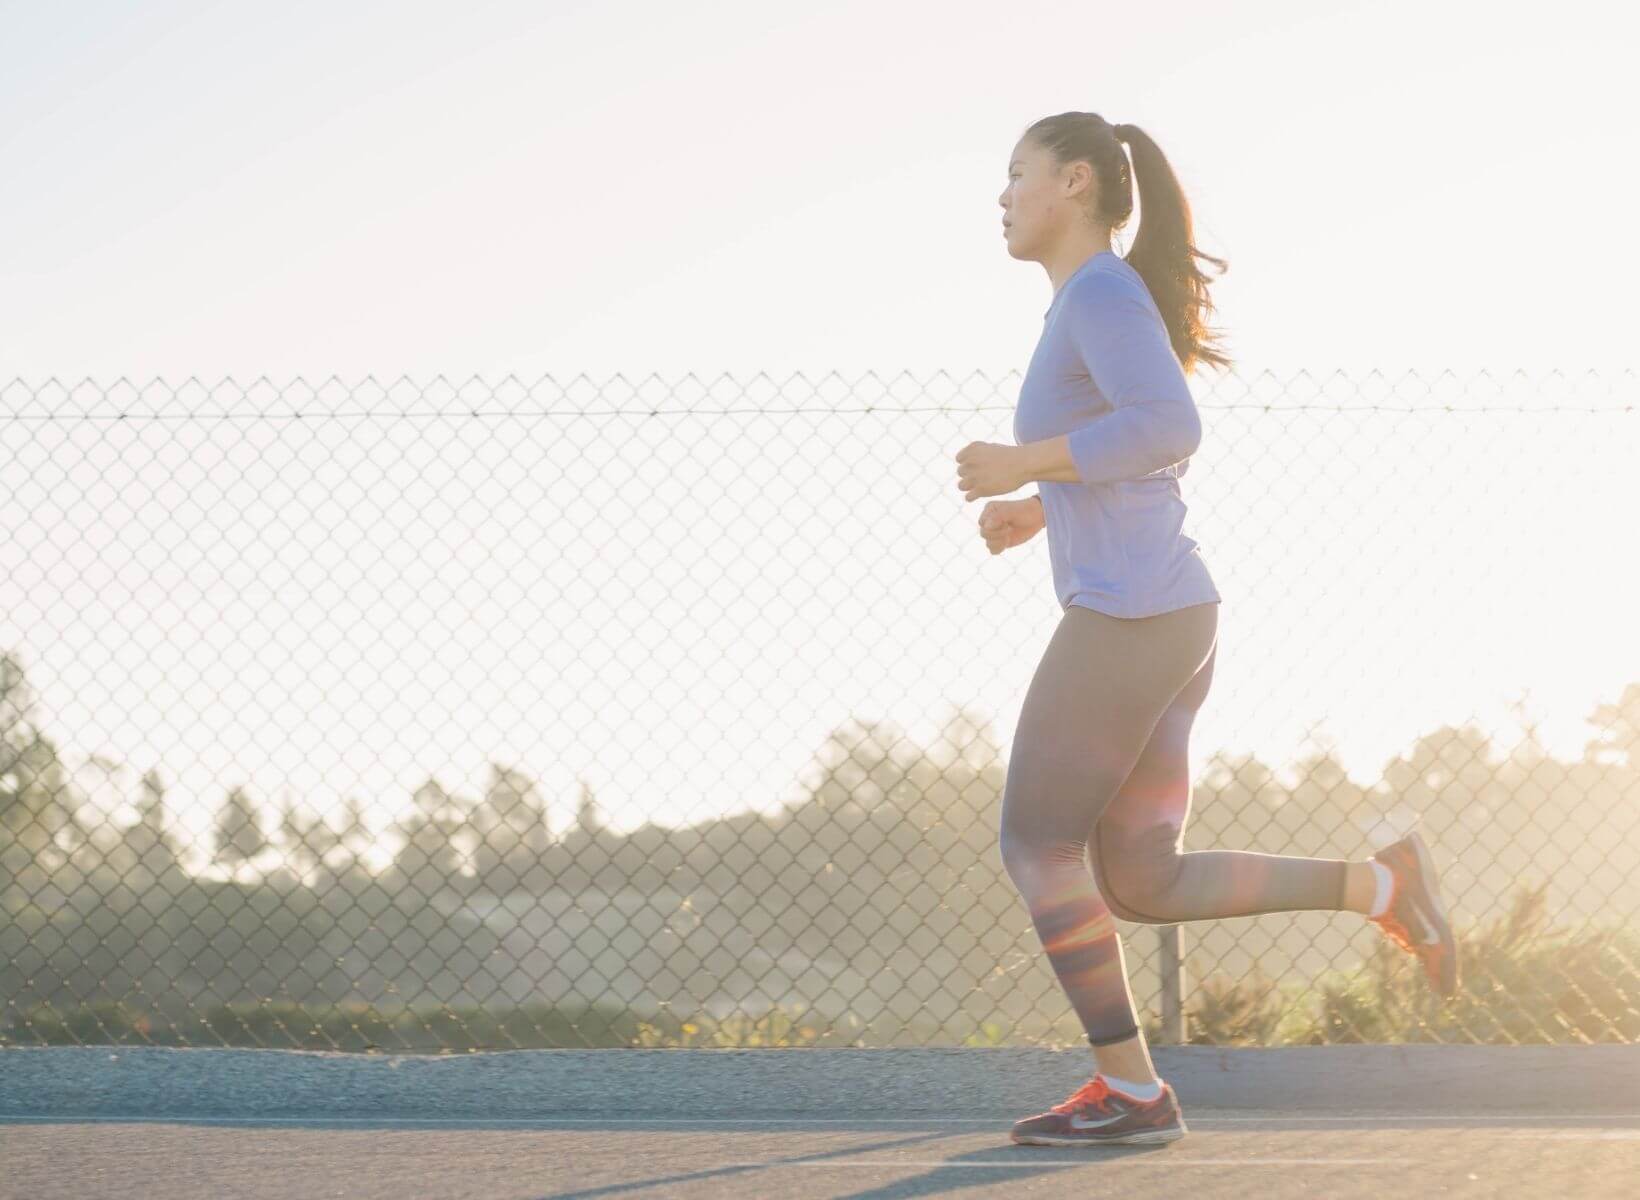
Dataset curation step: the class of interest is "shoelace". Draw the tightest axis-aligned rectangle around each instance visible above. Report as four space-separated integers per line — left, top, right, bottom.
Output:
1051 1074 1112 1114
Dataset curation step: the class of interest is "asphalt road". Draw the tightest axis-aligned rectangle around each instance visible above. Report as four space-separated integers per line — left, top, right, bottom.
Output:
7 1045 1637 1198
5 1109 1639 1199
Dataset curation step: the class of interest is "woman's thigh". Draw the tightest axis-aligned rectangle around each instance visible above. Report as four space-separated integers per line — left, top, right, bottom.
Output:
1088 639 1217 920
999 601 1218 859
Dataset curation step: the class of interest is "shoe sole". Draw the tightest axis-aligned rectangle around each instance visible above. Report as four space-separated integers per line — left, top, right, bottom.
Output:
1011 1119 1188 1146
1384 830 1460 998
1011 1099 1189 1146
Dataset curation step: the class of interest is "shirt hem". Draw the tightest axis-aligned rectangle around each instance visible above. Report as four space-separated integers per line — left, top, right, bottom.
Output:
1064 592 1222 620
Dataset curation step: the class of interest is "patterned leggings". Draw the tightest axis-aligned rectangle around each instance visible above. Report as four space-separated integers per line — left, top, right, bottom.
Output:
997 600 1350 1046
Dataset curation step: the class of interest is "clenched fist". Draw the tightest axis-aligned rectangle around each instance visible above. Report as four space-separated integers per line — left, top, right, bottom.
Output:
977 496 1045 555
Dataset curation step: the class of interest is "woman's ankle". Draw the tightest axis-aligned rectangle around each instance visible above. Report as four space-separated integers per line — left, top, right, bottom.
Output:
1092 1046 1158 1085
1342 860 1376 914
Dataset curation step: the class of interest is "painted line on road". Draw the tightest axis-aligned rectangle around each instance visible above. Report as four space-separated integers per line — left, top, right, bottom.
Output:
715 1158 1420 1167
2 1113 1637 1127
1499 1130 1640 1140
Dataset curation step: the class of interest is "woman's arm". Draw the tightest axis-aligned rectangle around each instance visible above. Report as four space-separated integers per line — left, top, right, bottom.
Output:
1023 271 1203 487
1016 437 1084 486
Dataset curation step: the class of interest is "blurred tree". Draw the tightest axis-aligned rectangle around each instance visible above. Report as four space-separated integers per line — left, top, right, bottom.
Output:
213 784 269 866
277 792 321 874
0 652 88 899
576 778 603 836
469 762 551 889
119 766 185 881
389 777 467 896
1584 682 1640 770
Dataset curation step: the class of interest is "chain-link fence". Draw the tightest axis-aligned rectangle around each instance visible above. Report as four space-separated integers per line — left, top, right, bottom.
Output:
2 370 1637 1051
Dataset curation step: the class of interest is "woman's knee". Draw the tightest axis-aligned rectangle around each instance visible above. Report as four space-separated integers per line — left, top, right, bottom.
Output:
1001 766 1133 891
1092 820 1186 923
998 825 1086 891
998 838 1038 896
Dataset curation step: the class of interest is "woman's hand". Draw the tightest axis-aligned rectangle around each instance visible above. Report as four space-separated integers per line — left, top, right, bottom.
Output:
977 497 1045 555
955 441 1030 502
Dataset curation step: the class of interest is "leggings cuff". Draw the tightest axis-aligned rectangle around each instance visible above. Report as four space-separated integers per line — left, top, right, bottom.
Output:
1087 1025 1140 1047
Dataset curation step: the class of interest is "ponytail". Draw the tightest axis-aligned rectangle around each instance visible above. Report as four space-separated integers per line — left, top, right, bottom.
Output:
1023 113 1232 374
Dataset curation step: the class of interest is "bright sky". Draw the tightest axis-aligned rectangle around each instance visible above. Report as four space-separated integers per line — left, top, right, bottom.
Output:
2 1 1636 855
5 0 1638 377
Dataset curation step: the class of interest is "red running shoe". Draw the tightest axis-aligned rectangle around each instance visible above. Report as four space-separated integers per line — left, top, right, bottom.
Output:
1009 1073 1187 1147
1370 830 1460 999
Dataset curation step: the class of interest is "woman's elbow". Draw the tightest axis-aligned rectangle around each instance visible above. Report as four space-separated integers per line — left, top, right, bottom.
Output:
1172 408 1203 463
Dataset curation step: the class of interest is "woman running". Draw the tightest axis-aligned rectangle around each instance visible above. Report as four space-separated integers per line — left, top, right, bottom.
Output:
954 111 1460 1148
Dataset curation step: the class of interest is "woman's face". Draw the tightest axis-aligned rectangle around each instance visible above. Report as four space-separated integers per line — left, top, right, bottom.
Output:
997 138 1093 262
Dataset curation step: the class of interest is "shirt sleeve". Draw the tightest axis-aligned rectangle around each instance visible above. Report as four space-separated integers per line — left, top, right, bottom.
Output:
1061 271 1203 485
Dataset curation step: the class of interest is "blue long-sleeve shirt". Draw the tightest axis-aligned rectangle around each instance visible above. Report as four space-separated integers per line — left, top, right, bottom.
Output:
1012 250 1222 618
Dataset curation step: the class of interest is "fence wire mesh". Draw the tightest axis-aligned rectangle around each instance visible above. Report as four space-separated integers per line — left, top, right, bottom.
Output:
1 369 1637 1051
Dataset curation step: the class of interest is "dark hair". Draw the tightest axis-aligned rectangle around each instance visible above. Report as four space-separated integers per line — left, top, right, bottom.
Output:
1022 112 1231 374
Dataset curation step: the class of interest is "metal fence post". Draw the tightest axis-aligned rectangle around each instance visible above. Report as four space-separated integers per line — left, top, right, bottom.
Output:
1158 923 1187 1044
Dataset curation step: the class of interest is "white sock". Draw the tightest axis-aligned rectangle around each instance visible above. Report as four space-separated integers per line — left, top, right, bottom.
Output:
1367 859 1394 917
1102 1073 1162 1101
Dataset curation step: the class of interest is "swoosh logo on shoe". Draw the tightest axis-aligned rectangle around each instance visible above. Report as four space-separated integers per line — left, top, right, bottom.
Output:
1407 905 1443 946
1069 1111 1125 1129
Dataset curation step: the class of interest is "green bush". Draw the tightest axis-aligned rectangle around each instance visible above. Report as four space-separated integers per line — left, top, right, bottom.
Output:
7 883 1637 1049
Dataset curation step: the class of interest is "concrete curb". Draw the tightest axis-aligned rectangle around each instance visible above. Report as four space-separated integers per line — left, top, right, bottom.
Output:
2 1045 1636 1120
